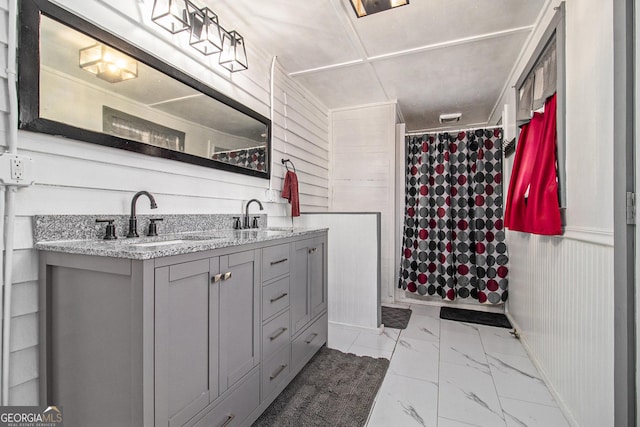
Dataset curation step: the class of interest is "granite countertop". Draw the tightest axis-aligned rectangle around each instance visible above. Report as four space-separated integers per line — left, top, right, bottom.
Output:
35 227 326 260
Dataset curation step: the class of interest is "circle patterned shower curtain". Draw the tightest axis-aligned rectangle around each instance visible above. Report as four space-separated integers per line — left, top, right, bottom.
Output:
398 129 509 304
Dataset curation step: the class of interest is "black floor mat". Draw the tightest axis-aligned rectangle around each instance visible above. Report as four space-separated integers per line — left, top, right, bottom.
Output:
440 307 512 328
381 306 412 329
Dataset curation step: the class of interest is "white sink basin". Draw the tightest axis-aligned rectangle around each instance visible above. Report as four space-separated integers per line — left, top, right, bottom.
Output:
128 239 188 247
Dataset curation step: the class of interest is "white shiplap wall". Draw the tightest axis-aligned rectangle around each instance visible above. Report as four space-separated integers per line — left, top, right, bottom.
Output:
272 61 330 213
330 102 397 304
1 0 328 404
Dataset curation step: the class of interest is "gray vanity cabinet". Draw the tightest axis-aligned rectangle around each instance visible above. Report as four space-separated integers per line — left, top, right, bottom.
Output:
218 250 260 393
38 230 326 427
155 250 260 427
290 236 327 335
154 258 219 427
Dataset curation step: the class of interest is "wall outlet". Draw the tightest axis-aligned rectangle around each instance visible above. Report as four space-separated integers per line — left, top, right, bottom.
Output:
0 154 35 186
11 158 24 180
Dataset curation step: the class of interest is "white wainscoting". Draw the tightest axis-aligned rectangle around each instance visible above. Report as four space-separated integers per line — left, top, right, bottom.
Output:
293 213 381 331
506 229 614 427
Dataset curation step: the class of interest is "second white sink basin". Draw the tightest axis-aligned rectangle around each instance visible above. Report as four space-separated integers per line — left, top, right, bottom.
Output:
128 239 189 247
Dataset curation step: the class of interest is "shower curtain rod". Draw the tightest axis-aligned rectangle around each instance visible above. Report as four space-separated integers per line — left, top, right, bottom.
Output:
405 124 503 137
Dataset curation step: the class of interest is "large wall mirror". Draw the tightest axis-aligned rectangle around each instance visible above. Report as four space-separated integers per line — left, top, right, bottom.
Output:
19 0 271 178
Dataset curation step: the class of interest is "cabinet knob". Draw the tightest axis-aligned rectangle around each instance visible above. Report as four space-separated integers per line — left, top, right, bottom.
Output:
212 272 232 283
308 247 317 254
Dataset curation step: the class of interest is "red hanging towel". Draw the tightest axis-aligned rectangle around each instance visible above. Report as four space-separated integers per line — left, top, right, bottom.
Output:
282 170 300 217
504 94 561 235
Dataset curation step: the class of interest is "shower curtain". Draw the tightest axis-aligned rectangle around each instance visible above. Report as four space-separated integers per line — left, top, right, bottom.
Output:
398 128 509 304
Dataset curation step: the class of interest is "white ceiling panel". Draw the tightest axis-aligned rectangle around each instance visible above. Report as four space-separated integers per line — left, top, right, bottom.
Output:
349 0 545 57
204 0 362 72
293 63 389 109
195 0 546 130
372 31 531 130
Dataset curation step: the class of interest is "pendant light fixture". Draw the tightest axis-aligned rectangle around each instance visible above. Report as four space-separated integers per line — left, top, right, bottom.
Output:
79 43 138 83
151 0 194 34
189 7 223 55
219 30 248 72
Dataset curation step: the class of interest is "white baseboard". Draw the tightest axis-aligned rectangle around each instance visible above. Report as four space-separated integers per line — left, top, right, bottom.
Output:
396 294 505 314
328 320 385 335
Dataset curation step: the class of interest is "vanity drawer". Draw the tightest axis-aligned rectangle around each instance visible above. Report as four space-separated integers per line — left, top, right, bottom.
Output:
192 368 260 427
262 243 290 282
292 312 328 370
261 344 291 399
262 310 290 360
262 276 290 320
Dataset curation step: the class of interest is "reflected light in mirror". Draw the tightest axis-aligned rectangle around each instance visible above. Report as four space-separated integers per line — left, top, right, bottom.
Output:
79 43 138 83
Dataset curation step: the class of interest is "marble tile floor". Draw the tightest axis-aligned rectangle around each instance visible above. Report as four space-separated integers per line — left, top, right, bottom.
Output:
327 304 570 427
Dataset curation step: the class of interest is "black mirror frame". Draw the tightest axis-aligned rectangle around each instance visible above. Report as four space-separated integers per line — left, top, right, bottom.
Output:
19 0 272 179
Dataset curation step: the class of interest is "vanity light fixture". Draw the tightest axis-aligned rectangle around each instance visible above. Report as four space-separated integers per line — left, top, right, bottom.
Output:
219 30 248 72
349 0 409 18
151 0 194 34
150 0 249 72
79 43 138 83
189 7 223 55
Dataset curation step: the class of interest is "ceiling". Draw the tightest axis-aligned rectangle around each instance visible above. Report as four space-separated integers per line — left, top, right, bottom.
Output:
203 0 547 131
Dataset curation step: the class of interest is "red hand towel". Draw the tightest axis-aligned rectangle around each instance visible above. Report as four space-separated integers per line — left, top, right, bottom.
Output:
282 170 300 217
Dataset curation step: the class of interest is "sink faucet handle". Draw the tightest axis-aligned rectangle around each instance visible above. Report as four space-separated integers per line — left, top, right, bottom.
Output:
147 218 163 237
96 219 117 240
232 217 242 230
252 216 260 229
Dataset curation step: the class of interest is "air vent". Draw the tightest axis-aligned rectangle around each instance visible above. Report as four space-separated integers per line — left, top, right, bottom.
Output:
439 113 461 124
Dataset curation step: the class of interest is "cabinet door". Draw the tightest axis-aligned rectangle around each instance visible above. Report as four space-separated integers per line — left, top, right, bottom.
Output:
155 258 219 427
219 250 260 393
291 240 310 335
309 237 327 318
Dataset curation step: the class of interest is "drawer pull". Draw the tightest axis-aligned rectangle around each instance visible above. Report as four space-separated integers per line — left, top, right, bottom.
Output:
305 332 319 344
270 258 288 266
269 327 288 341
212 274 222 283
220 414 235 427
308 247 317 254
270 364 288 380
223 271 232 280
270 293 288 303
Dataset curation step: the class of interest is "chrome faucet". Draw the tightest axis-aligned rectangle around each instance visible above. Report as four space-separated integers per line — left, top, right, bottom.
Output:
127 191 157 237
244 199 264 229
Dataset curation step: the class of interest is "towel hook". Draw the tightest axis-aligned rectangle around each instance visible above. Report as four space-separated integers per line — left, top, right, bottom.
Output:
281 158 296 173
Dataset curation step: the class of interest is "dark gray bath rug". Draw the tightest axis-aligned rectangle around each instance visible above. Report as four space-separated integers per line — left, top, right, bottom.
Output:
381 306 412 329
253 346 389 427
440 306 512 328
